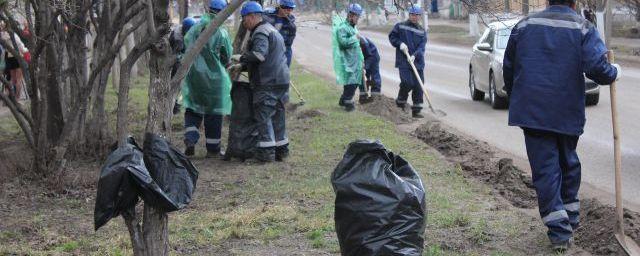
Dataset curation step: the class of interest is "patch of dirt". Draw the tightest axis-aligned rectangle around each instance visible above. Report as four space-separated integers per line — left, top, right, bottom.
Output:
576 199 640 255
414 119 537 209
412 117 640 255
359 97 413 124
296 109 327 120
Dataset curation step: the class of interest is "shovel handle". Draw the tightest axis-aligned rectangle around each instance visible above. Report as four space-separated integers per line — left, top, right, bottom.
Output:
402 48 435 109
608 51 624 235
290 81 305 102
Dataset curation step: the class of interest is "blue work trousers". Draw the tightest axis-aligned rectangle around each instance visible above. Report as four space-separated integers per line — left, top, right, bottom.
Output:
184 108 223 153
396 68 424 112
523 128 581 244
365 64 382 95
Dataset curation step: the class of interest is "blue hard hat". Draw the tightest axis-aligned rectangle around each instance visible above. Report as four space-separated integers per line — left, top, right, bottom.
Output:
241 1 263 17
209 0 227 11
348 3 363 16
279 0 296 8
409 5 423 15
182 17 197 32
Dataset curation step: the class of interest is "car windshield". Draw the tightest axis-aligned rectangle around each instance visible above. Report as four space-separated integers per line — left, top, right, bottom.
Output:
496 29 511 49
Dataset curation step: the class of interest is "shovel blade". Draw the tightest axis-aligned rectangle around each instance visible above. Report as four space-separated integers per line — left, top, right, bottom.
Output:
428 107 447 118
616 233 640 256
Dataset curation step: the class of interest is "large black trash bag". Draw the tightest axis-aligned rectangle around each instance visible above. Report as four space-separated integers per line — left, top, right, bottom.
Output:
225 81 258 160
331 139 427 256
142 133 198 212
94 137 144 230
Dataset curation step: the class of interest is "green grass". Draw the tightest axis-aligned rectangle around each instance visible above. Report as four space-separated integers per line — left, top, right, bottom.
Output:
0 63 547 255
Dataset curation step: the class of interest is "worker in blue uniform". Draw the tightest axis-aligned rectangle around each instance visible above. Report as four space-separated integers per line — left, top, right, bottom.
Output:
388 5 427 118
503 0 622 251
264 0 297 67
360 36 382 100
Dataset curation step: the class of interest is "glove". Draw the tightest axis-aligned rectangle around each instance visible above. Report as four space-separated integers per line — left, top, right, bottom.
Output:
409 55 415 63
612 63 622 81
400 43 408 52
231 54 242 63
227 63 242 73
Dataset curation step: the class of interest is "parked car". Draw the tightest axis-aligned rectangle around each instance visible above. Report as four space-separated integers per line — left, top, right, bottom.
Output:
468 20 600 109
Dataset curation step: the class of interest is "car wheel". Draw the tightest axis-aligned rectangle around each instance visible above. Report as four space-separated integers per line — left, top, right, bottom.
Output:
586 92 600 106
469 67 485 101
490 73 508 109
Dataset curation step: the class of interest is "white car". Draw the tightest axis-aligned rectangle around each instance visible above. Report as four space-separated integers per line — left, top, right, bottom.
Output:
468 20 600 109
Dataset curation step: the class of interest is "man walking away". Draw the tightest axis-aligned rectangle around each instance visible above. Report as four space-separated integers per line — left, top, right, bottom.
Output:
236 2 291 162
503 0 621 251
332 3 364 112
264 0 297 67
388 5 427 118
182 0 233 158
360 36 382 101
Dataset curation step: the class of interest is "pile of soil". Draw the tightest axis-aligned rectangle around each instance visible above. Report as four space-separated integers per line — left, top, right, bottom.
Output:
296 109 327 120
359 97 412 124
576 199 640 255
414 119 537 209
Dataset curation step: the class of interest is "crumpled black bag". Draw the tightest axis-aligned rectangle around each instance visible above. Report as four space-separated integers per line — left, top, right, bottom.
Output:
225 81 258 160
331 139 427 256
94 138 145 230
142 133 198 211
94 135 199 231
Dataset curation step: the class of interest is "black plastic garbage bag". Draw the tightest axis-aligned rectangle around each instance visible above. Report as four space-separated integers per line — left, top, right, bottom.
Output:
225 81 258 160
94 138 145 230
142 133 198 212
331 139 427 256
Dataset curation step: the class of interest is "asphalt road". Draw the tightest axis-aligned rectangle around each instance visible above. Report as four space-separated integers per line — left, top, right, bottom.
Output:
293 22 640 208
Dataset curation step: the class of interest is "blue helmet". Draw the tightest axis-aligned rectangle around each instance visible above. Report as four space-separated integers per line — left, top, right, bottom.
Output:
348 3 363 16
182 17 197 32
409 5 423 15
241 1 263 17
279 0 296 8
209 0 227 12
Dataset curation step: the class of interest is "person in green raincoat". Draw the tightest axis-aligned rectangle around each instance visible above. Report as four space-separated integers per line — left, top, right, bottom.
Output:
332 3 365 112
181 0 232 158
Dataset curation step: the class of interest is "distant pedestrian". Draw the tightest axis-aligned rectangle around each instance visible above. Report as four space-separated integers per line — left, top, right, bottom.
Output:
503 0 621 252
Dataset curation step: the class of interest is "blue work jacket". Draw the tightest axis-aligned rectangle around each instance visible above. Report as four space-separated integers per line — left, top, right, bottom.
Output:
503 5 618 135
264 8 297 48
388 20 427 70
361 37 380 71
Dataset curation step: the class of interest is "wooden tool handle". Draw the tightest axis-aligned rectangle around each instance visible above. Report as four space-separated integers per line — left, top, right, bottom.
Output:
608 50 624 235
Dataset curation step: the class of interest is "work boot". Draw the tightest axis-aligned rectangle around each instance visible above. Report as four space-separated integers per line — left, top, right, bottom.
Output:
345 104 355 112
184 145 195 157
358 94 373 104
338 99 346 107
275 146 289 162
206 150 224 159
396 102 406 111
255 148 276 163
552 238 573 253
412 110 424 118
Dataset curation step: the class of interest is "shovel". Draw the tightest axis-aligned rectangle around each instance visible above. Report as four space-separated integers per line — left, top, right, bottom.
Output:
608 50 640 256
290 81 306 106
401 48 446 117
